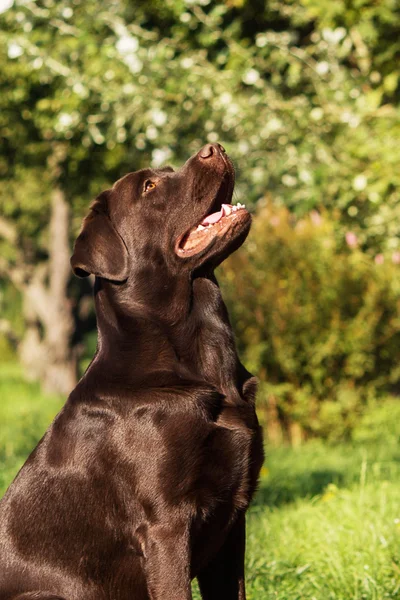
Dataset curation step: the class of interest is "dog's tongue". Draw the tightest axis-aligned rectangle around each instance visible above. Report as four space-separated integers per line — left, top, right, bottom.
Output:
201 209 224 226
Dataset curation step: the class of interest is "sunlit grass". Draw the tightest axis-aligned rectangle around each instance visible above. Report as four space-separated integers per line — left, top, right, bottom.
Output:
245 481 400 599
0 363 63 493
1 364 400 599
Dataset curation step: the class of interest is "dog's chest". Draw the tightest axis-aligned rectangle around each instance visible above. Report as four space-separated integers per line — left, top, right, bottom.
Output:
179 391 258 514
216 402 260 506
188 400 262 572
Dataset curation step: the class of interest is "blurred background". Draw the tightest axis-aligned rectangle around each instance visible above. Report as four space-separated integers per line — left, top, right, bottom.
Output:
1 1 400 598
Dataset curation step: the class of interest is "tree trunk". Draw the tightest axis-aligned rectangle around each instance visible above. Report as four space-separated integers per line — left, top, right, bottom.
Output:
44 185 77 394
265 394 284 447
0 144 78 396
19 186 77 396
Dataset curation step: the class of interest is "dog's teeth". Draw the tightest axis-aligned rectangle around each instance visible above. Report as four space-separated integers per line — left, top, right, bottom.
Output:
222 204 232 216
197 224 205 231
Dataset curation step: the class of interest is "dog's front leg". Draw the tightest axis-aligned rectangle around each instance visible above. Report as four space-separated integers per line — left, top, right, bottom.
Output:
197 512 246 600
142 521 192 600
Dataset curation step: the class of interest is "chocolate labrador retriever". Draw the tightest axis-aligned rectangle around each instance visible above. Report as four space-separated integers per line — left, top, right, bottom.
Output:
0 143 264 600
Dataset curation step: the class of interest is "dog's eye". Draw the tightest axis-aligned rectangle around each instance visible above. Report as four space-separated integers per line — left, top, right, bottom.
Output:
144 181 156 192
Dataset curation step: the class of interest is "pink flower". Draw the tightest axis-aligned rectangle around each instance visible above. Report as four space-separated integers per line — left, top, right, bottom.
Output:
392 252 400 264
375 254 384 265
269 216 280 227
310 210 322 226
345 232 358 248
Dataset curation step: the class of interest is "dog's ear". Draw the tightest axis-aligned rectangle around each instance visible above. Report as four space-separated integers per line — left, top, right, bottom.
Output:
70 191 129 281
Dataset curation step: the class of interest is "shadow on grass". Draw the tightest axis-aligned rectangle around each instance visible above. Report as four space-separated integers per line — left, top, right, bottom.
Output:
253 467 345 507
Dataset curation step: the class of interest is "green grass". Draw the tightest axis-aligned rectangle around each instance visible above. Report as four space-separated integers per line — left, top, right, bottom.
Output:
1 364 400 599
0 363 63 493
245 467 400 599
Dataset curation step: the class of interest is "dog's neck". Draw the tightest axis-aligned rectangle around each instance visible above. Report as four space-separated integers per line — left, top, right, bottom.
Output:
85 272 249 400
181 273 246 399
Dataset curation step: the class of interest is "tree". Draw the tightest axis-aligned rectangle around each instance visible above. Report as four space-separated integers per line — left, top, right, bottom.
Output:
0 0 399 394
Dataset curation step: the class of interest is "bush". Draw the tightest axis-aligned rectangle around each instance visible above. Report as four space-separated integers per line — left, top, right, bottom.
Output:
352 398 400 446
220 204 400 442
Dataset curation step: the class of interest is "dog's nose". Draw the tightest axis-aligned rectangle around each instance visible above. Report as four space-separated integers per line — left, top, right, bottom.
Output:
198 143 226 159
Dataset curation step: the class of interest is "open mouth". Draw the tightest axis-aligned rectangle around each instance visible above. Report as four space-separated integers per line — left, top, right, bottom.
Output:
176 201 249 257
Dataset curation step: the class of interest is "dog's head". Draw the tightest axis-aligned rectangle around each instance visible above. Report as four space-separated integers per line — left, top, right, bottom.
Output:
71 144 251 282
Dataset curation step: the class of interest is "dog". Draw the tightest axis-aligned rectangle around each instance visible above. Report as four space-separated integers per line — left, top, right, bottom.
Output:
0 143 264 600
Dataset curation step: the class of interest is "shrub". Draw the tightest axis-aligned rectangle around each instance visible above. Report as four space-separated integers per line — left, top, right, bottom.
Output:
220 204 400 442
352 398 400 446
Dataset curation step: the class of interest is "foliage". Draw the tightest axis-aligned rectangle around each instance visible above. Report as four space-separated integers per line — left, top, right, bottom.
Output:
220 204 400 440
1 0 400 413
0 0 399 247
352 398 400 446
